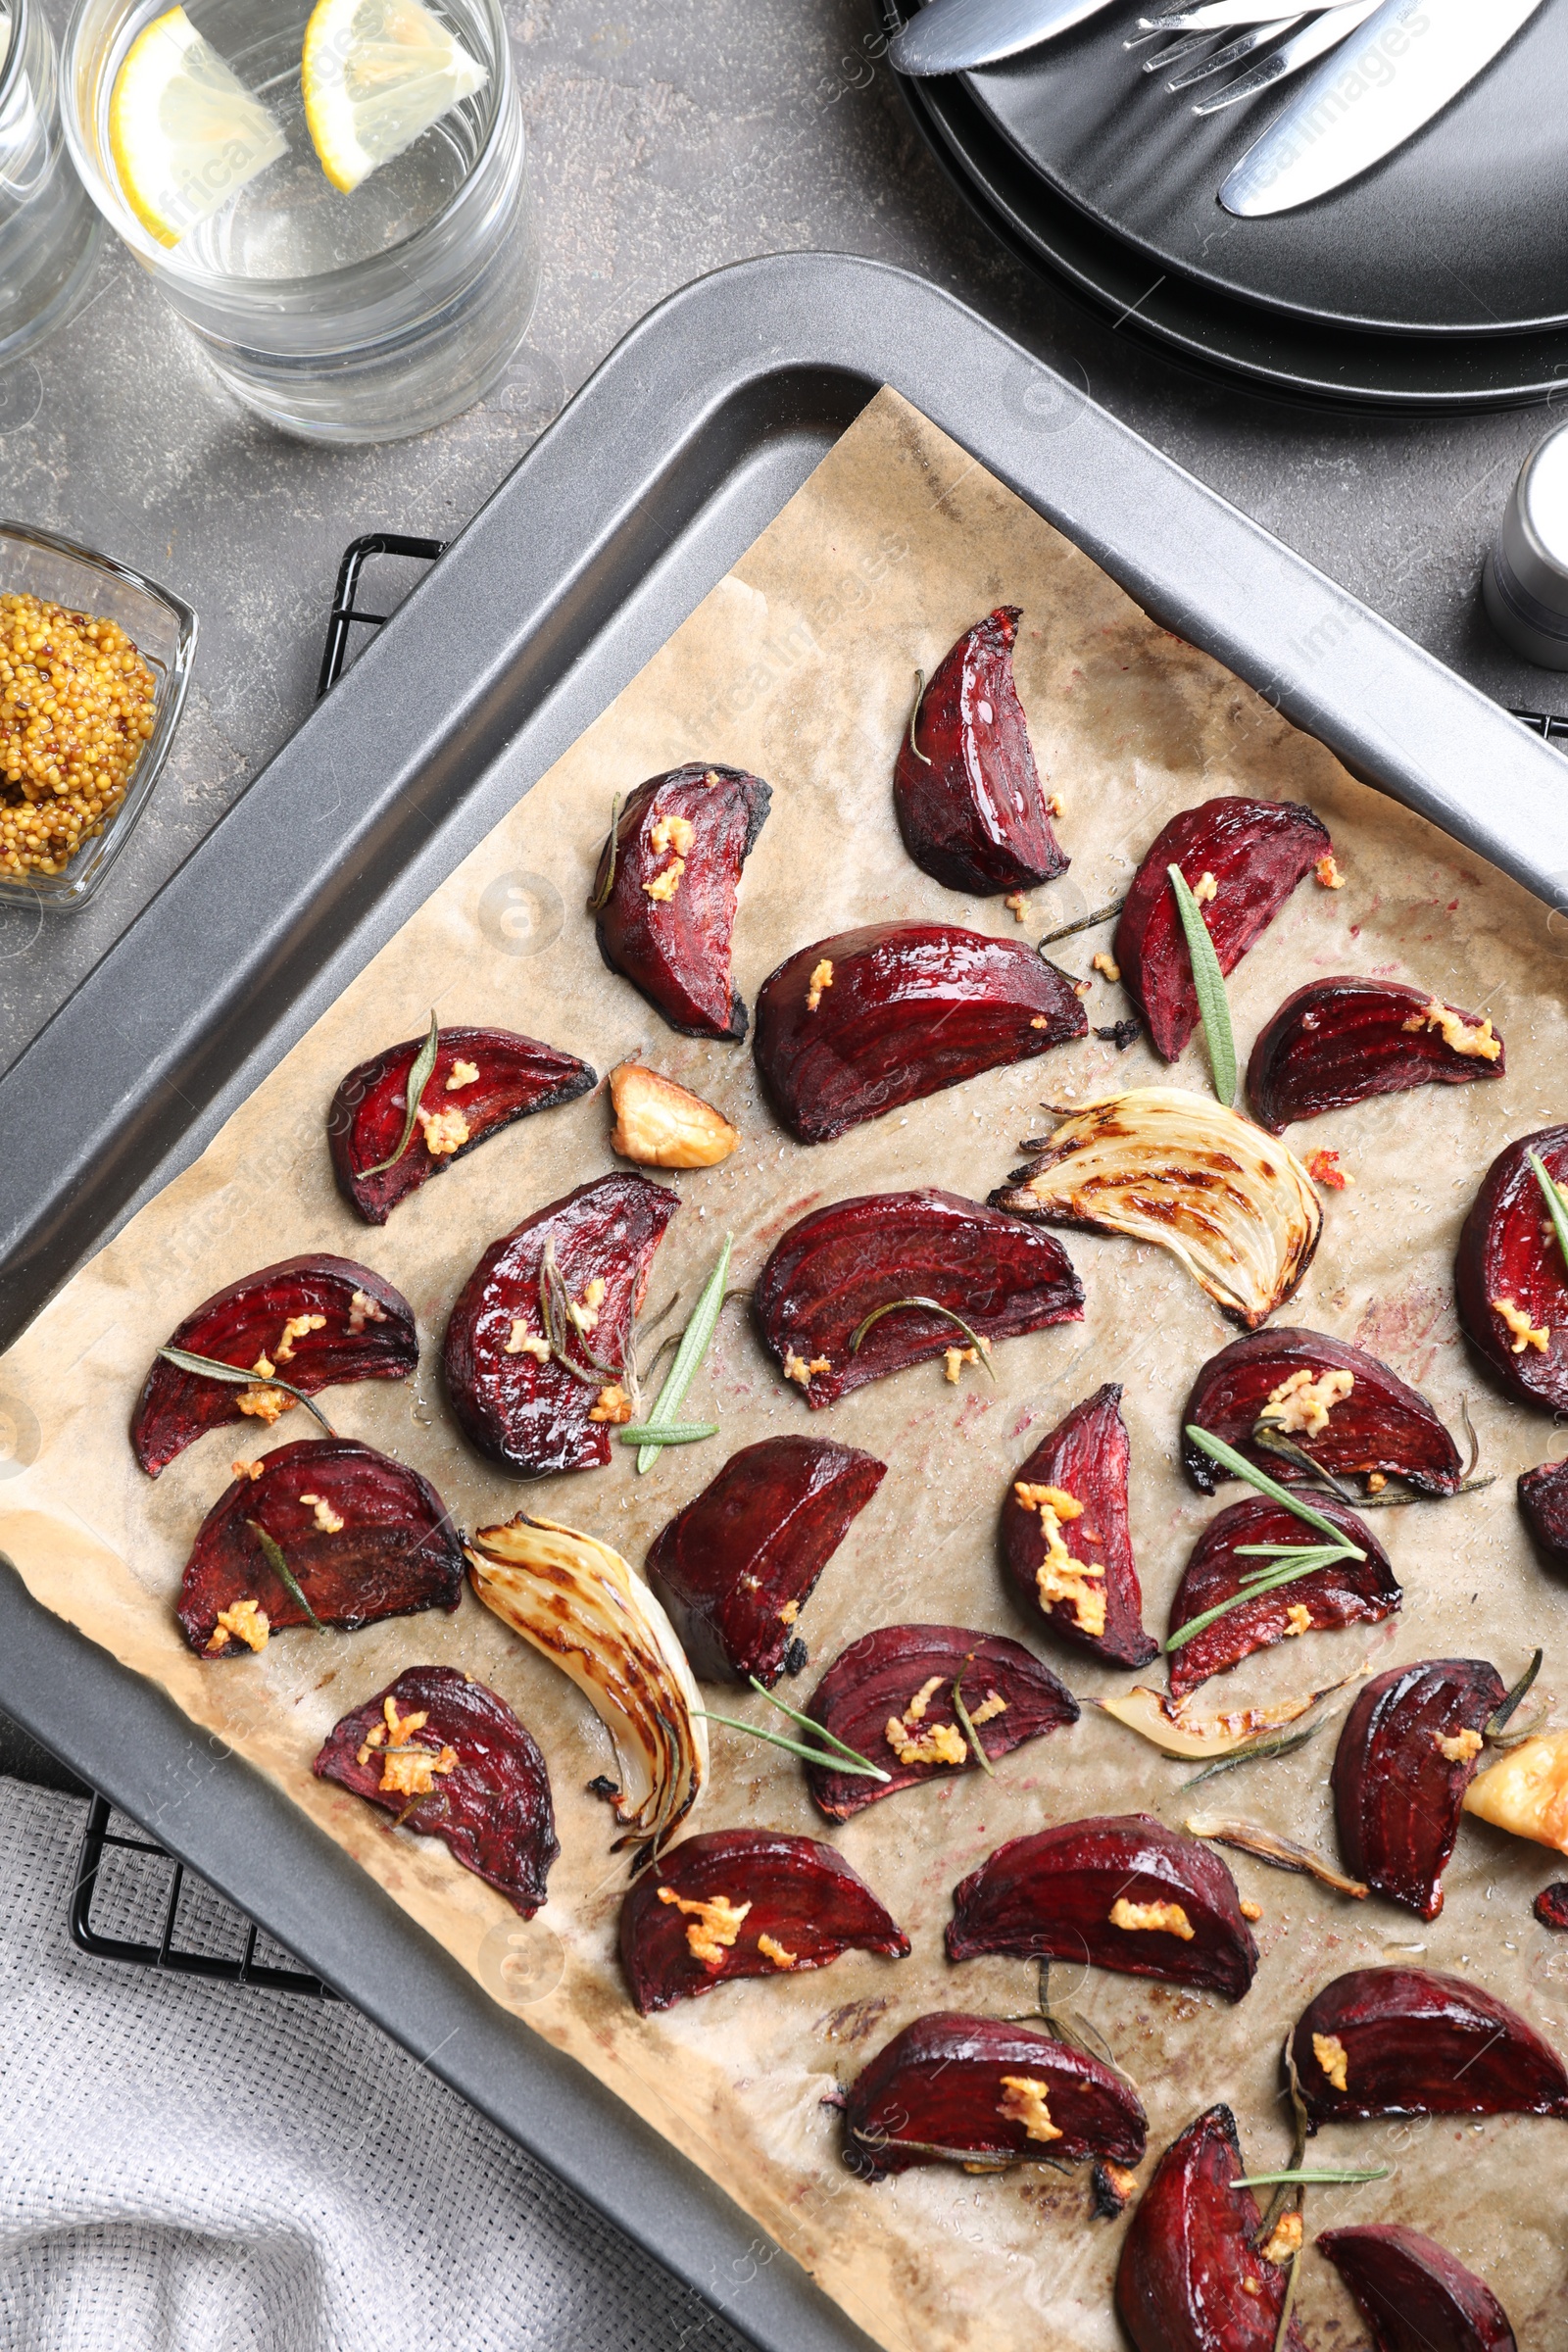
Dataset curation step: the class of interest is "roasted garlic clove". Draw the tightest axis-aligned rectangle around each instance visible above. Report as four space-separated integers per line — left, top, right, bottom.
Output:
992 1088 1320 1330
131 1255 418 1477
1317 2224 1518 2352
1247 976 1503 1135
328 1024 596 1224
607 1061 738 1167
1114 795 1331 1061
947 1813 1259 2002
1463 1727 1568 1856
591 761 770 1040
1001 1382 1158 1667
1456 1126 1568 1412
1180 1327 1464 1497
1166 1494 1399 1703
752 919 1086 1145
1102 1681 1345 1759
619 1828 908 2013
1115 2104 1307 2352
314 1664 559 1917
1290 1966 1568 2124
893 608 1068 897
1332 1659 1505 1918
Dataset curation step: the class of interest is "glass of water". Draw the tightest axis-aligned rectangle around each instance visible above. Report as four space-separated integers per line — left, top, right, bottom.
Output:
62 0 538 442
0 0 103 365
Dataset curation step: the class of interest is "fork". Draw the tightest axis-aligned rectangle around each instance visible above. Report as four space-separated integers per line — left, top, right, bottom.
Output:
1134 0 1377 111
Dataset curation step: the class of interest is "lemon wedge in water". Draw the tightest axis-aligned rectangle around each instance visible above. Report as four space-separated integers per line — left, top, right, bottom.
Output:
109 6 288 249
301 0 488 196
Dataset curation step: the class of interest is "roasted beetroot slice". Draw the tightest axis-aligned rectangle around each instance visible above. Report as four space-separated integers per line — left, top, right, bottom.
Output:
892 608 1067 897
591 762 770 1040
1247 977 1503 1135
313 1664 558 1917
947 1813 1258 2002
1457 1126 1568 1412
1331 1658 1504 1920
131 1255 418 1478
1116 2104 1307 2352
443 1172 676 1477
1167 1494 1398 1703
844 2010 1145 2180
1290 1966 1568 2125
752 920 1086 1146
755 1187 1082 1410
804 1624 1078 1820
1317 2225 1517 2352
619 1828 908 2014
177 1437 465 1653
1536 1884 1568 1930
1114 797 1331 1062
1518 1457 1568 1570
1001 1382 1157 1668
1180 1327 1463 1497
328 1025 596 1224
645 1436 884 1687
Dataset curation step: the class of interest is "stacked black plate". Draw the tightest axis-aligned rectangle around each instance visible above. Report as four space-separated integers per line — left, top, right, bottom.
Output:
881 0 1568 407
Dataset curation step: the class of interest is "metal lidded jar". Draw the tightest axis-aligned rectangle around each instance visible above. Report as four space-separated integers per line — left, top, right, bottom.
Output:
1485 419 1568 671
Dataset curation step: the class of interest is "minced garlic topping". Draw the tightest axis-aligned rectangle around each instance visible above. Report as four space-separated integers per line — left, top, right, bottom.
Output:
1435 1727 1484 1764
359 1697 423 1756
505 1320 551 1361
1108 1898 1194 1940
273 1312 326 1364
446 1058 479 1090
1259 2213 1303 2267
1284 1603 1312 1639
380 1741 458 1798
1401 997 1500 1062
588 1384 634 1424
237 1384 291 1424
658 1886 751 1969
805 957 834 1012
570 1277 607 1335
757 1933 797 1970
298 1493 345 1535
1240 1899 1263 1922
349 1288 387 1333
1494 1296 1549 1354
997 2077 1062 2144
650 812 695 858
968 1690 1007 1726
1004 892 1028 921
1013 1482 1105 1637
944 1346 981 1383
1030 1015 1049 1030
1092 951 1121 983
1312 2032 1349 2091
416 1103 469 1157
886 1675 968 1767
643 858 685 903
783 1348 831 1387
777 1599 800 1625
1260 1365 1354 1437
206 1596 269 1654
1193 871 1217 905
1046 793 1065 818
1315 853 1345 890
231 1458 265 1482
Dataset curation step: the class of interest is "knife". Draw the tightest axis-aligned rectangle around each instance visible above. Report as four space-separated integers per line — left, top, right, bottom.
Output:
887 0 1121 77
1219 0 1546 217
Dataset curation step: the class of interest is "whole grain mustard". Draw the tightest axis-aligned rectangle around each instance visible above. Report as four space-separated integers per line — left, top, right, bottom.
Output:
0 593 157 878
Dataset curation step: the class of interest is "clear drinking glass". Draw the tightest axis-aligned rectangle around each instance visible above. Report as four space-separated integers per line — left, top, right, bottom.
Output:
62 0 539 443
0 0 104 365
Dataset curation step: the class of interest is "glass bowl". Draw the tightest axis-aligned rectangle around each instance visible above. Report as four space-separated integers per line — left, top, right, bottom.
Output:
0 520 196 910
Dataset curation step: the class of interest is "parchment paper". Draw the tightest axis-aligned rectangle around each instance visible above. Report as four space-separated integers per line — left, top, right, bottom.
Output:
4 388 1567 2350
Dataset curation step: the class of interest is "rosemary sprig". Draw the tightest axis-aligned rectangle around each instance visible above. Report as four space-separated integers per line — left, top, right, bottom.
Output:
906 669 932 766
1528 1149 1568 1273
360 1009 440 1178
160 1347 336 1439
744 1675 883 1768
638 1236 733 1471
1185 1426 1367 1554
1488 1647 1544 1740
1036 899 1127 951
1167 864 1236 1105
536 1241 627 1394
953 1658 996 1779
587 791 624 911
1234 2168 1390 2189
849 1296 997 1380
1164 1544 1358 1653
616 1422 717 1446
1250 1423 1361 1501
693 1698 891 1783
1272 2253 1301 2352
1179 1721 1323 1790
247 1520 324 1632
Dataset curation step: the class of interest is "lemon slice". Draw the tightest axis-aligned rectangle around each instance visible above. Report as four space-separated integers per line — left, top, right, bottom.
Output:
301 0 488 196
109 7 288 250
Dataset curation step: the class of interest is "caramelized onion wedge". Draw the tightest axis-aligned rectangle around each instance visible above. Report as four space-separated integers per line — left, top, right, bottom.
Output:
1114 795 1330 1061
1102 1680 1347 1760
619 1827 907 2013
753 920 1086 1145
1166 1494 1398 1703
466 1512 707 1852
1333 1659 1505 1919
592 761 771 1040
1456 1125 1568 1412
845 2011 1145 2179
1464 1727 1568 1855
947 1813 1258 2002
1248 977 1503 1135
1290 1967 1568 2124
314 1665 559 1918
1116 2104 1307 2352
992 1089 1320 1330
1001 1382 1157 1667
1179 1327 1464 1496
893 607 1067 896
1317 2225 1518 2352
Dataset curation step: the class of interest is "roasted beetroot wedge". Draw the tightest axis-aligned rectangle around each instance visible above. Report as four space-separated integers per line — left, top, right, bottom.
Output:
1318 2225 1517 2352
755 1188 1082 1408
1114 797 1331 1062
844 2010 1145 2179
177 1437 464 1655
1180 1328 1464 1498
131 1255 417 1477
1332 1659 1504 1919
619 1828 908 2014
313 1664 558 1916
328 1025 596 1224
752 921 1085 1145
1536 1885 1568 1930
805 1625 1078 1819
1167 1495 1398 1703
644 1435 886 1686
1457 1126 1568 1412
1001 1383 1157 1668
947 1814 1258 2002
1248 978 1503 1135
1117 2105 1307 2352
591 762 770 1040
1293 1967 1568 2124
893 608 1067 897
443 1172 676 1477
1518 1457 1568 1570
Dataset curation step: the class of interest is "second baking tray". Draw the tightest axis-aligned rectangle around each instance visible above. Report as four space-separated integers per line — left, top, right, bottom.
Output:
5 252 1568 2352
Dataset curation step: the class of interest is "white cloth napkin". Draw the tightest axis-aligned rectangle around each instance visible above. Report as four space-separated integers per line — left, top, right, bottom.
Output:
0 1779 749 2352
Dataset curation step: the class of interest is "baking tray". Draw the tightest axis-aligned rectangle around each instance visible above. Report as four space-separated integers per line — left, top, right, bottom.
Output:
4 251 1568 2352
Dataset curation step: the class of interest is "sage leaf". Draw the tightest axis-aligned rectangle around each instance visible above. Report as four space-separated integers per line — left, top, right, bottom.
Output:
360 1009 440 1178
1167 863 1236 1105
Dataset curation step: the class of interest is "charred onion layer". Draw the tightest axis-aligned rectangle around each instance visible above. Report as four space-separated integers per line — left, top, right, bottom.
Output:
893 608 1067 897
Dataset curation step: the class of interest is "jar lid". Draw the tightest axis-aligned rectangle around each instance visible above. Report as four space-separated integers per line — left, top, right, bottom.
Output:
1487 421 1568 667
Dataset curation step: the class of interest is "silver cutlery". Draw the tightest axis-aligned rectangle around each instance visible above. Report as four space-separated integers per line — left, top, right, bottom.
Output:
1139 0 1355 30
1161 17 1302 88
886 0 1122 76
1189 0 1380 111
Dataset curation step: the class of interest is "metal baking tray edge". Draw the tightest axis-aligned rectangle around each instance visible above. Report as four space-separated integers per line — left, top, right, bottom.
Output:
4 251 1568 2352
